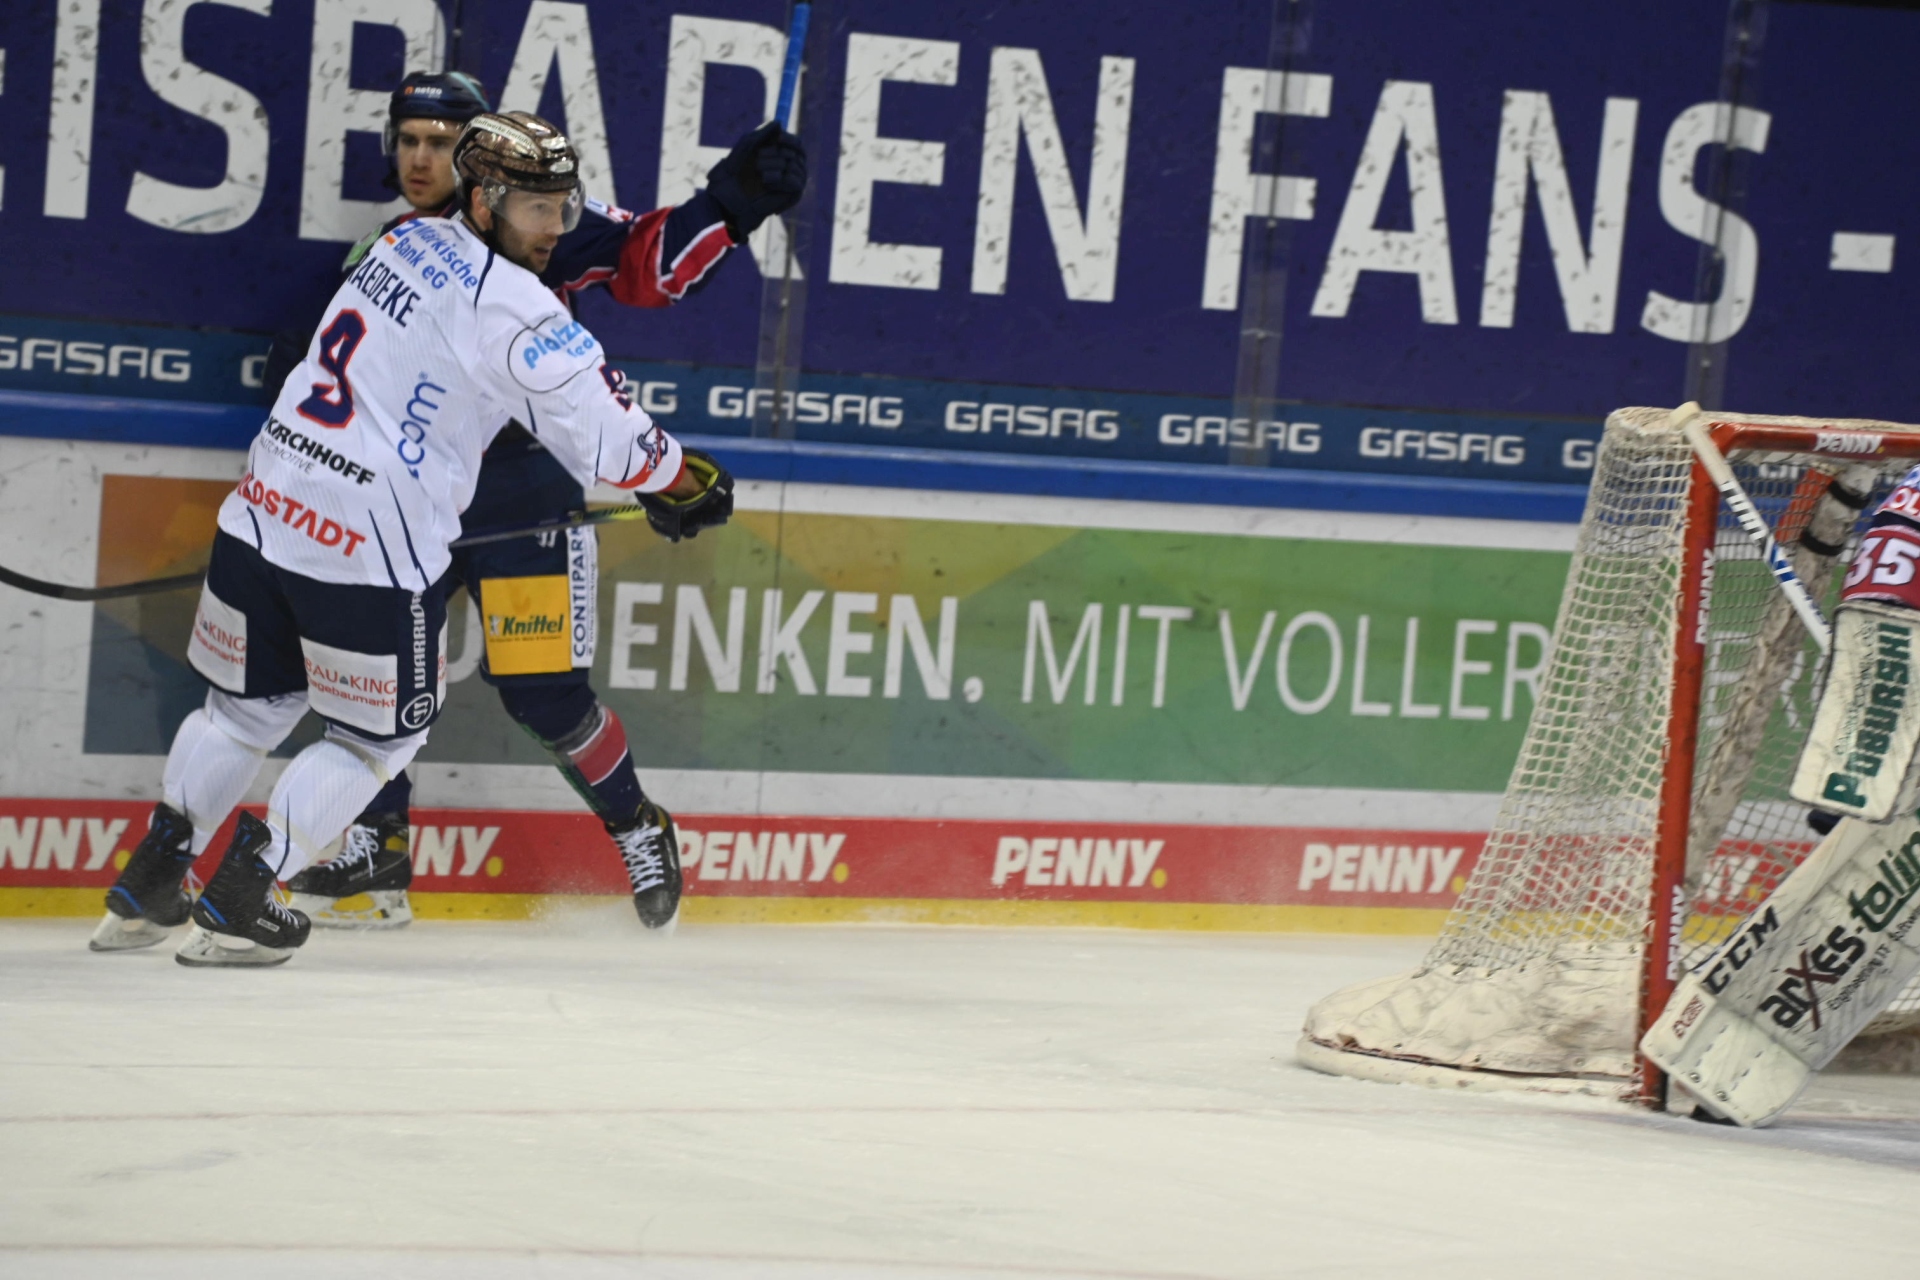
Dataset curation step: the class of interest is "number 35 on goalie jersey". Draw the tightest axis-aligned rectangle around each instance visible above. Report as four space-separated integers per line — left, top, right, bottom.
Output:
1844 525 1920 612
218 215 685 592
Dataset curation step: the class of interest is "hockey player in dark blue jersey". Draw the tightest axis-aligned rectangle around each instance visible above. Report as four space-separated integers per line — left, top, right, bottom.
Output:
275 72 805 930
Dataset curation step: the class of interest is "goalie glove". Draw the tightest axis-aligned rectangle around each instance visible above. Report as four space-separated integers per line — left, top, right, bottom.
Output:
705 123 808 238
638 450 734 543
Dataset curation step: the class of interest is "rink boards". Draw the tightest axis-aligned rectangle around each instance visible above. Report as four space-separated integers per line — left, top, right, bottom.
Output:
0 437 1571 932
0 800 1484 932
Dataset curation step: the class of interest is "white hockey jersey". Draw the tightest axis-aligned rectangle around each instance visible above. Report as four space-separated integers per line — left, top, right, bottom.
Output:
218 215 684 590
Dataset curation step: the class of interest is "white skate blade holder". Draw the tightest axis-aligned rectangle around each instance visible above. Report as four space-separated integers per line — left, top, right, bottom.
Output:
88 911 178 953
1641 816 1920 1126
174 924 297 968
291 889 413 931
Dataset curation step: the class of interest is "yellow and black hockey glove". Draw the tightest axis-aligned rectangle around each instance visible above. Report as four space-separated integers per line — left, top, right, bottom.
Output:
638 449 734 543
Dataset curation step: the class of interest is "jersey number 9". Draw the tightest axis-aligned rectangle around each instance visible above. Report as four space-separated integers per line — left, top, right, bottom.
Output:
297 311 368 429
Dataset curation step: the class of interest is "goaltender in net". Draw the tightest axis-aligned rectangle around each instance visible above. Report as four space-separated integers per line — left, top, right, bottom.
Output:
1643 444 1920 1125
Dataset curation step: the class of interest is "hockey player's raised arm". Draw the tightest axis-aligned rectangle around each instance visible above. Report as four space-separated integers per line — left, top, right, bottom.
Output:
545 194 736 310
543 124 807 311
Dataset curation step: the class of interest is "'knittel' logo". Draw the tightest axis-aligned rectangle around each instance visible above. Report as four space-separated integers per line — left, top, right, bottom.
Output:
487 613 565 639
1823 622 1913 809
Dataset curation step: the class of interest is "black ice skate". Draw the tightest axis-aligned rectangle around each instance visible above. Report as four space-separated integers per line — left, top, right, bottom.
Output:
176 812 312 967
609 802 682 932
90 802 198 952
288 812 413 930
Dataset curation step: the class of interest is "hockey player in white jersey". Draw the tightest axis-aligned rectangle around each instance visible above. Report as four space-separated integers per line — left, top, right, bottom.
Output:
91 112 729 965
273 72 800 931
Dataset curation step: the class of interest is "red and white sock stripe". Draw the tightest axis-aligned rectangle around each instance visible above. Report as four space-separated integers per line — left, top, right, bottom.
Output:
568 706 632 786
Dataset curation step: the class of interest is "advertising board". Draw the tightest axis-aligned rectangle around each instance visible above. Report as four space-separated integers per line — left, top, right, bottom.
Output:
2 2 1911 480
0 435 1573 925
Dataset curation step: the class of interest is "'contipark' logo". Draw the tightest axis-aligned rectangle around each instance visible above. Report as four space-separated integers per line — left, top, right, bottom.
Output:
488 613 566 639
1823 622 1914 808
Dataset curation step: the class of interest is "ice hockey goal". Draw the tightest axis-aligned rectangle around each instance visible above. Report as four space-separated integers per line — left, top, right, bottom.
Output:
1299 405 1920 1104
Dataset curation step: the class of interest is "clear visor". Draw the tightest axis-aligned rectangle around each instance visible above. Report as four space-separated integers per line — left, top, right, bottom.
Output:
484 181 583 236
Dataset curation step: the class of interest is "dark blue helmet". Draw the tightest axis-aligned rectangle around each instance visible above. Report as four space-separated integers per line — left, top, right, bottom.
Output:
384 72 491 154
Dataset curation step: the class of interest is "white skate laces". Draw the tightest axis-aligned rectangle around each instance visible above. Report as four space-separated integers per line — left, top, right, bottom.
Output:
615 819 670 893
338 822 382 872
265 883 304 930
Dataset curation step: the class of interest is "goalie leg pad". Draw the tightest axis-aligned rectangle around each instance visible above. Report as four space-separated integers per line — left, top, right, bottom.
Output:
1791 601 1920 822
1642 815 1920 1126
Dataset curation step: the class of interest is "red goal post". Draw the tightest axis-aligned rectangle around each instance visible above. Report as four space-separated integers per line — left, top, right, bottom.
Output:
1300 406 1920 1106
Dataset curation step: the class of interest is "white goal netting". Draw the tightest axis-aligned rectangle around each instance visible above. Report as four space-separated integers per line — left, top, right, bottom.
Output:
1301 406 1920 1093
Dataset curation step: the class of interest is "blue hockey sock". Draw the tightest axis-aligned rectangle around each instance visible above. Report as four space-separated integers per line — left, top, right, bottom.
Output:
500 683 645 823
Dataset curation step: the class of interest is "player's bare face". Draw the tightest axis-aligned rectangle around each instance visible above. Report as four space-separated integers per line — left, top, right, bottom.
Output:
394 120 460 212
478 189 575 274
493 216 556 275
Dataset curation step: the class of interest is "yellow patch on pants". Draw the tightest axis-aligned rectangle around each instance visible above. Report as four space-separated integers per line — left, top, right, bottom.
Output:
480 575 573 675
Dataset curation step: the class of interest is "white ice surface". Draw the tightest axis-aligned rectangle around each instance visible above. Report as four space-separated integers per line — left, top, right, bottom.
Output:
3 915 1919 1279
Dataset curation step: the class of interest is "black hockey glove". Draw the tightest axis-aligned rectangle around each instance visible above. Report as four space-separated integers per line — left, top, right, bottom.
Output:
705 123 808 238
639 450 734 543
